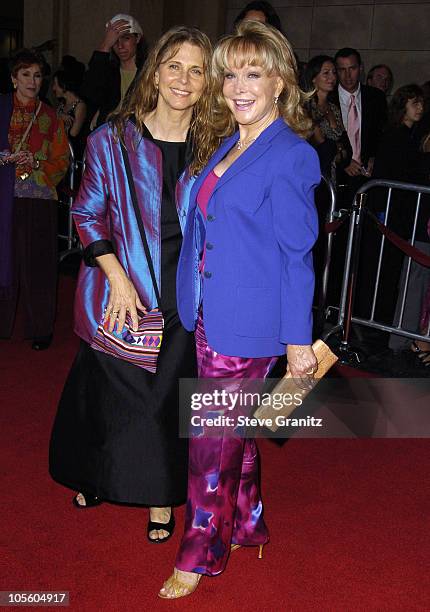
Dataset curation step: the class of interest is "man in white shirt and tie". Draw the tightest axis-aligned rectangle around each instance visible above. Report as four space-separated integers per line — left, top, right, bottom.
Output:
329 48 387 319
334 47 387 183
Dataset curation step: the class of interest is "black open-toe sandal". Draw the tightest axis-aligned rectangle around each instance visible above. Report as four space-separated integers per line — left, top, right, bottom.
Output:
147 513 175 543
411 341 430 367
72 492 103 509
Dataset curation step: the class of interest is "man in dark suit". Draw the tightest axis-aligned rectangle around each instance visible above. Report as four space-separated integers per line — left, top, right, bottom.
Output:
329 48 387 320
333 47 387 196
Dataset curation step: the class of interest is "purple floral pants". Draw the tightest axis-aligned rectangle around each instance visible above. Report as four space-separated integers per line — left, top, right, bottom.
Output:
175 312 277 576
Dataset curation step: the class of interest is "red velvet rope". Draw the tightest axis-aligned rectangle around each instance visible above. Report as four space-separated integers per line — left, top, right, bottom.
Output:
367 210 430 268
324 215 349 234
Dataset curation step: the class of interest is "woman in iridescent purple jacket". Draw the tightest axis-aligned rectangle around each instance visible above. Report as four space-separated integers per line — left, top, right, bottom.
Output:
49 26 216 543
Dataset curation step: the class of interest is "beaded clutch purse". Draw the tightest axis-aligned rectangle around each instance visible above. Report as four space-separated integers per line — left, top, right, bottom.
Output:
254 339 338 432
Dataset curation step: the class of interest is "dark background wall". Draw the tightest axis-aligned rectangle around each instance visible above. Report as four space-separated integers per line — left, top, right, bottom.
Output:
1 0 427 91
0 1 23 92
227 0 430 91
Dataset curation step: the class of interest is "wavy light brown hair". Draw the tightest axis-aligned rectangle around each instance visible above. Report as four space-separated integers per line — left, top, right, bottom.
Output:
109 26 215 175
211 20 312 140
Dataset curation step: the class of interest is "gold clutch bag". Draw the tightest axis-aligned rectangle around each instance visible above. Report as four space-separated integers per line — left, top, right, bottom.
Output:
254 339 338 432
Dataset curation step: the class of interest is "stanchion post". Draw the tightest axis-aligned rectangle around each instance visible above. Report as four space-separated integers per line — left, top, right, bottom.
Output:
319 176 336 312
339 191 367 362
59 144 82 263
337 209 356 328
67 144 75 250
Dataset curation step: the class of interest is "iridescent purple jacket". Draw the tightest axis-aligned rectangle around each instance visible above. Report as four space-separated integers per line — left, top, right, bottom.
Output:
72 120 194 344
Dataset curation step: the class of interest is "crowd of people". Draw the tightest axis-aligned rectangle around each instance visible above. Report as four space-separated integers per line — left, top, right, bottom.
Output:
1 0 430 601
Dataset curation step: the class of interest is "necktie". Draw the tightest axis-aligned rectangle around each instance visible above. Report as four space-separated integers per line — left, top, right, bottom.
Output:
347 94 361 163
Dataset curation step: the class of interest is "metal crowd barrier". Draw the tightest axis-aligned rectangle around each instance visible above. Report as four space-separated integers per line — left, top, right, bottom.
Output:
313 175 351 328
318 175 336 310
326 179 430 361
58 142 82 262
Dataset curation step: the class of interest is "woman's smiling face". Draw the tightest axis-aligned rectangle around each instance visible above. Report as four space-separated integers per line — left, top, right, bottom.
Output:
12 64 43 102
222 57 282 128
155 41 205 113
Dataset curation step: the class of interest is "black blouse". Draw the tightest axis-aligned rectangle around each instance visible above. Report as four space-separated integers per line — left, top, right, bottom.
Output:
153 138 187 313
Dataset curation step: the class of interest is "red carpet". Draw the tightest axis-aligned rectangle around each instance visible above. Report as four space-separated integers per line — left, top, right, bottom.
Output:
1 276 429 611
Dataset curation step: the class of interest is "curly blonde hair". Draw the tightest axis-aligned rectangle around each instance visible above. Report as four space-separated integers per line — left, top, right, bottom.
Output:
211 20 312 140
109 26 217 175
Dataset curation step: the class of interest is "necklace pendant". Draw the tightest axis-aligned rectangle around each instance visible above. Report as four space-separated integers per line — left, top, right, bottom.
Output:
236 137 256 151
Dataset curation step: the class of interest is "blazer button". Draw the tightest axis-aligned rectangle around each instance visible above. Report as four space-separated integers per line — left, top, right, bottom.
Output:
204 271 212 279
206 242 213 250
207 214 215 221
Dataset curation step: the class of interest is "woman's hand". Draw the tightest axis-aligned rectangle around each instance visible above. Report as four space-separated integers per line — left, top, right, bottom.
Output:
96 254 146 334
99 19 131 52
335 142 348 164
286 344 318 389
344 159 363 177
15 150 34 167
312 124 325 145
106 272 146 333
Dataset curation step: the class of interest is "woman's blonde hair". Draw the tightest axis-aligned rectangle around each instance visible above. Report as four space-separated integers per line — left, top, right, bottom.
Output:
211 20 312 140
109 26 216 175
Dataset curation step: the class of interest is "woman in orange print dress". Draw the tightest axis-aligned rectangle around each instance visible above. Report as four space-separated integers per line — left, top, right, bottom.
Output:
0 49 69 350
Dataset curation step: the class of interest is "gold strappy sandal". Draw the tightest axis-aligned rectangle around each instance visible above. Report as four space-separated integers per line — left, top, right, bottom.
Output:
230 543 265 558
158 569 201 599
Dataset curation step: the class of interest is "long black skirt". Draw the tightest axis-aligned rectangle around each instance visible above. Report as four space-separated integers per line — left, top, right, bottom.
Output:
49 312 196 505
0 198 57 339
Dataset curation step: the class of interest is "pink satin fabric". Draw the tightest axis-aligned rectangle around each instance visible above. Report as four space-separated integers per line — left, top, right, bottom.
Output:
196 170 219 273
175 311 278 576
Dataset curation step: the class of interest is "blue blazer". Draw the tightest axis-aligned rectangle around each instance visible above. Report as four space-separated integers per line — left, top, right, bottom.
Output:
176 118 320 358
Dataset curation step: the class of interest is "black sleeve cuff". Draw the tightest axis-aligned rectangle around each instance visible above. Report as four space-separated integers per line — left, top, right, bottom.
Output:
83 239 114 267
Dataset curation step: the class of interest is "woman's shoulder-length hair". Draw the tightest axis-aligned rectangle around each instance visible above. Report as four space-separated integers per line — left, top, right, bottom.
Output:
109 25 217 176
211 20 312 141
301 54 335 93
388 84 423 128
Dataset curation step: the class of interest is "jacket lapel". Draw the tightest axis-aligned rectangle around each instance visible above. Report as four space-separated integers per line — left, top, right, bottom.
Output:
212 140 269 195
188 132 239 209
360 85 368 152
212 117 286 194
188 118 287 203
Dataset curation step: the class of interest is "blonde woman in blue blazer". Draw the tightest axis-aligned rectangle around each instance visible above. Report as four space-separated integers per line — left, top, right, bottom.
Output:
160 21 321 598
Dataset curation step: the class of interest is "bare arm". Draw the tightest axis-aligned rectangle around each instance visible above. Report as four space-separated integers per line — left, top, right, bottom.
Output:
69 100 87 138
